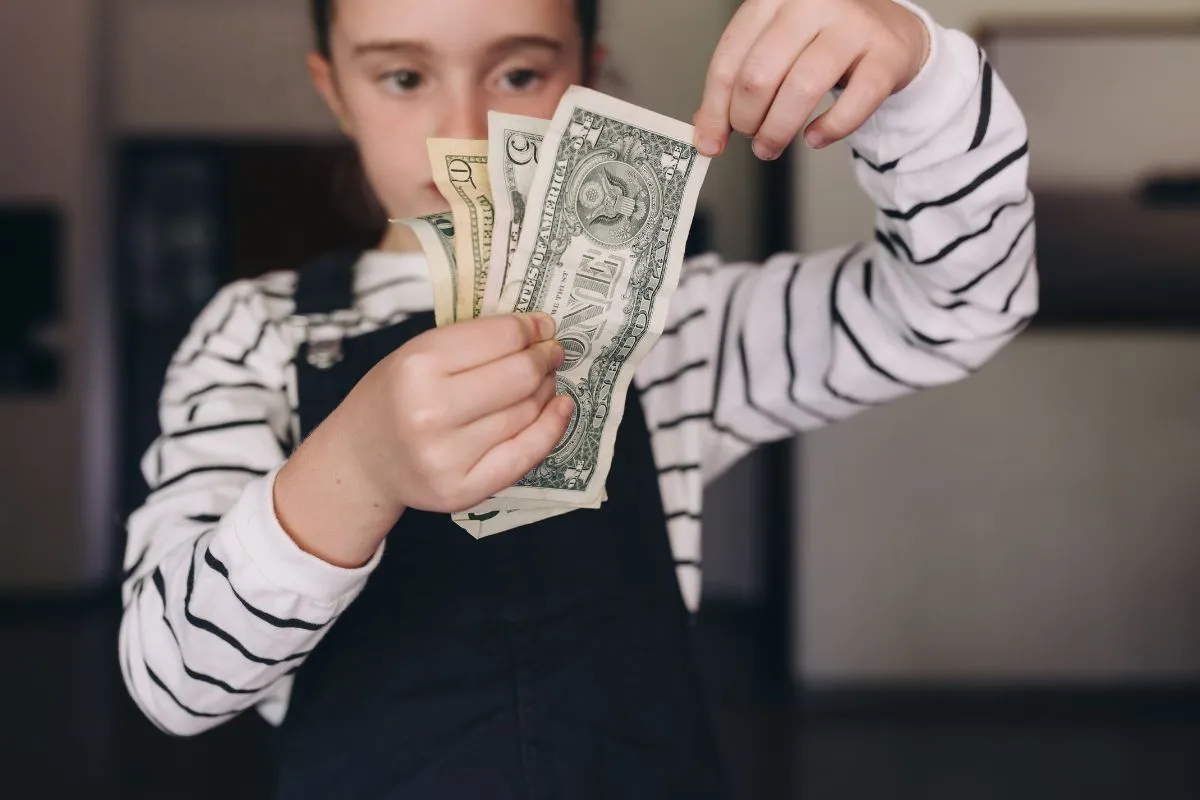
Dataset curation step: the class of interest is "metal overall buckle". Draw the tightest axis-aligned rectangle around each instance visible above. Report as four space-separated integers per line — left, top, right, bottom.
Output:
288 309 362 370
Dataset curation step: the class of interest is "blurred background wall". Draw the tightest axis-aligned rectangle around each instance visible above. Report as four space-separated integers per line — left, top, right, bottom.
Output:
0 0 112 591
793 0 1200 685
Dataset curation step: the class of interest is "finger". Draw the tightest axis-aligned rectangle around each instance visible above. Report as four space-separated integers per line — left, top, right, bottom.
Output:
728 12 818 141
693 0 781 157
804 53 896 149
418 313 556 375
444 341 562 425
458 374 558 455
752 30 861 160
464 395 575 497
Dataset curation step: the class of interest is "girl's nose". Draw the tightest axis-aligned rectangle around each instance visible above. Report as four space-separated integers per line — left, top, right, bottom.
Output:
437 87 489 141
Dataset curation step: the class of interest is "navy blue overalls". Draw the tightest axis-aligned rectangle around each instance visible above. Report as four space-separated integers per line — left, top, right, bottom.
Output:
272 252 729 799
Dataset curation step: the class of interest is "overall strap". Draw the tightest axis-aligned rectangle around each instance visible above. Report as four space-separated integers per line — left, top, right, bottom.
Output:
292 250 362 370
293 250 361 315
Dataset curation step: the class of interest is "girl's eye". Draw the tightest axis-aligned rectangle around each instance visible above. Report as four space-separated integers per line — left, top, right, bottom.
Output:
383 70 423 94
501 68 542 92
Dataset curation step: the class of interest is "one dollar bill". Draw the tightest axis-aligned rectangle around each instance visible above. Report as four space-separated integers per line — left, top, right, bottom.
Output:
452 489 608 540
493 86 710 507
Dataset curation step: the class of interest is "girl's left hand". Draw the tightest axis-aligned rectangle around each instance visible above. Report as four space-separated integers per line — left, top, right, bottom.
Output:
693 0 930 160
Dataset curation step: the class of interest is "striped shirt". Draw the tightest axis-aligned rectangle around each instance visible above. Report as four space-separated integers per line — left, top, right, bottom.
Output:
119 16 1038 736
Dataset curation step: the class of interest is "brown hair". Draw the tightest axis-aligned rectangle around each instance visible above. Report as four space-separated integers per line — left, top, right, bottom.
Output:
311 0 602 62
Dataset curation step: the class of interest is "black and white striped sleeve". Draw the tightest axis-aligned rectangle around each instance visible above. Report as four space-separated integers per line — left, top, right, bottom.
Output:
118 278 382 736
638 14 1037 487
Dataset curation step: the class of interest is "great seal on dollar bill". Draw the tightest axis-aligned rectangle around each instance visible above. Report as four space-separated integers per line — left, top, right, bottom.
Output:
570 149 660 247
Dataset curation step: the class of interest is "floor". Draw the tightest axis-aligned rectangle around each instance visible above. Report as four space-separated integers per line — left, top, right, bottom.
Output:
2 597 1198 799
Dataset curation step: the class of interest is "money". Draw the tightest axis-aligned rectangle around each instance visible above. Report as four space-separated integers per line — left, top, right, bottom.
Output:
453 503 571 540
492 86 710 508
394 212 457 327
452 501 586 540
452 490 608 539
485 112 550 316
402 87 709 535
452 506 575 539
428 139 494 320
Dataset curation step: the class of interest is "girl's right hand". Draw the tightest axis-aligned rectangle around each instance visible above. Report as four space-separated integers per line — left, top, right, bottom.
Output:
345 312 573 515
274 312 572 569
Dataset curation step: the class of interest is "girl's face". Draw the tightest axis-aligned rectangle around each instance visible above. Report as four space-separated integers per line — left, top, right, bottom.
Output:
309 0 589 225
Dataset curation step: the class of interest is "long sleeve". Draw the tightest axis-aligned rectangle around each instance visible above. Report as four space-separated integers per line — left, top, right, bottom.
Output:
118 278 382 736
637 14 1037 605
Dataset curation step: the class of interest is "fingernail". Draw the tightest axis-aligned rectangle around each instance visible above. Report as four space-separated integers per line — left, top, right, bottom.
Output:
752 141 779 161
556 395 576 417
696 135 722 157
805 129 827 149
551 340 566 370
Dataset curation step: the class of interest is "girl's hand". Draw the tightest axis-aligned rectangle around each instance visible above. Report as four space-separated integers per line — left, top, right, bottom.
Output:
346 313 572 515
693 0 930 160
275 313 571 567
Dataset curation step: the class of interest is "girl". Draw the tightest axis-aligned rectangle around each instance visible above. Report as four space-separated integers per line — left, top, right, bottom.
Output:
120 0 1037 796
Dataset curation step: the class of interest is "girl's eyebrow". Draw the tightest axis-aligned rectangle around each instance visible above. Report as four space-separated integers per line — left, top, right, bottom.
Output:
351 36 564 60
352 40 431 58
485 35 565 59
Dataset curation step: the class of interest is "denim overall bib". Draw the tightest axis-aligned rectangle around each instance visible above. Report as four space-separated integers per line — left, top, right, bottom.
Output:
273 252 728 799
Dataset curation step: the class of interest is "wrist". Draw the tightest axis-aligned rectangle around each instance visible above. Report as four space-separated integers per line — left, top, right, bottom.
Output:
847 10 982 164
275 411 405 569
890 0 935 93
231 467 384 604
